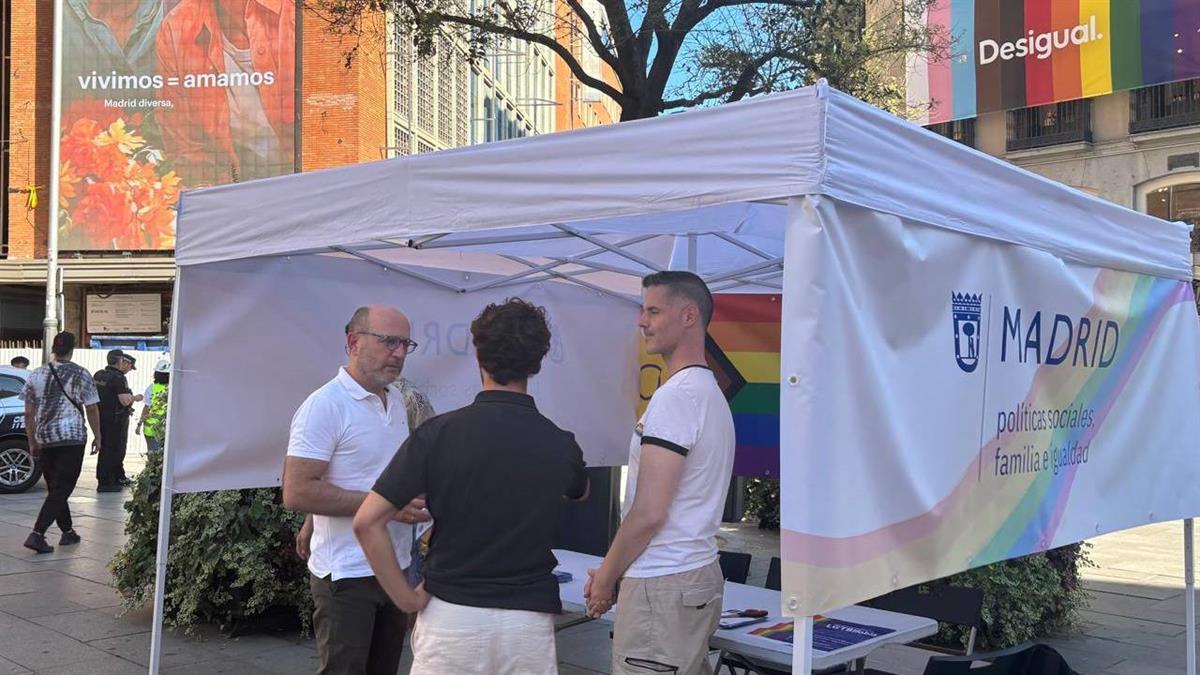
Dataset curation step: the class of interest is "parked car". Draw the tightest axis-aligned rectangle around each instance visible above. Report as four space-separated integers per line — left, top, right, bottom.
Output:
0 365 40 493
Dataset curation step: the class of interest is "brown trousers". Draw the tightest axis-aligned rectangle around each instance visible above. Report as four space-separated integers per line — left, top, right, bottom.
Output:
310 574 408 675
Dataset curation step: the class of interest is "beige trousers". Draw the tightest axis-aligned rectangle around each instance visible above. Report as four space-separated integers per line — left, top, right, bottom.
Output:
612 560 724 675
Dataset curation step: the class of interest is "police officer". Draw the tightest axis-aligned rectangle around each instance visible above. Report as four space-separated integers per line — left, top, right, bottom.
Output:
137 359 170 453
94 350 138 491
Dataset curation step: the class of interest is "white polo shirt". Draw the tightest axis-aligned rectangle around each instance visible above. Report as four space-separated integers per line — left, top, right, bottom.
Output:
287 368 413 580
623 365 736 578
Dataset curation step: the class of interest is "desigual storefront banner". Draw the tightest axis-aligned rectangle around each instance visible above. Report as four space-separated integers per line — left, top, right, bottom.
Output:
779 198 1200 616
907 0 1200 124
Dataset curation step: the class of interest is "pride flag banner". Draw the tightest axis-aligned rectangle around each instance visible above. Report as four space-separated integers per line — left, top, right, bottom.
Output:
779 198 1200 617
907 0 1200 124
638 294 782 478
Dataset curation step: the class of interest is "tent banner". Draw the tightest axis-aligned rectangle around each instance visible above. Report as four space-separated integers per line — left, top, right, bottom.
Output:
779 197 1200 617
907 0 1200 125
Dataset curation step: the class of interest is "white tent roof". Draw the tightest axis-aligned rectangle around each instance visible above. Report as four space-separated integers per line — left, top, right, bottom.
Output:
176 83 1191 281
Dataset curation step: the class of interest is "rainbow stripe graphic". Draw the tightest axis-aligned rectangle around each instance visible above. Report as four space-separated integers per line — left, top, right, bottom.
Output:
781 270 1195 615
911 0 1200 124
710 295 782 477
638 294 782 477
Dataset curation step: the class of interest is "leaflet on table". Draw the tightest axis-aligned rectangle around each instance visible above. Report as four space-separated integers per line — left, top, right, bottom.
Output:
748 617 896 652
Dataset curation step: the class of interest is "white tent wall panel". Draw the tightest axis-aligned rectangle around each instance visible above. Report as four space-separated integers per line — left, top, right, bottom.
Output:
169 254 639 493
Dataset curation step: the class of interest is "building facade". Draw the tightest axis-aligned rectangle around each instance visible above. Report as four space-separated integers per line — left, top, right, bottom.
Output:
1 2 585 347
553 0 620 131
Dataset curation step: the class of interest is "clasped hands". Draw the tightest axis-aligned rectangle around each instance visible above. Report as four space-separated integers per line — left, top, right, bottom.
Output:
583 567 617 618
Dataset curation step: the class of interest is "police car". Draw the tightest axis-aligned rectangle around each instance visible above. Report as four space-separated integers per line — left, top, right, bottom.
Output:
0 365 40 493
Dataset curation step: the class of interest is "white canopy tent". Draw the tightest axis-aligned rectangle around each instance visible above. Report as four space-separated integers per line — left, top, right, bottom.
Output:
157 82 1200 673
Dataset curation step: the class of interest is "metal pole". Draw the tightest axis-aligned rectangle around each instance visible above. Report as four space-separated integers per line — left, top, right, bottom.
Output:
149 270 183 674
1186 518 1196 675
43 0 64 363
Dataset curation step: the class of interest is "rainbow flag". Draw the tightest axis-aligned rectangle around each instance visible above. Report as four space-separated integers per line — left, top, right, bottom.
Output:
638 294 781 477
909 0 1200 124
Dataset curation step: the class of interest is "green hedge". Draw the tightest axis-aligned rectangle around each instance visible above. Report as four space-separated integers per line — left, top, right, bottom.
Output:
744 478 1091 649
109 452 313 634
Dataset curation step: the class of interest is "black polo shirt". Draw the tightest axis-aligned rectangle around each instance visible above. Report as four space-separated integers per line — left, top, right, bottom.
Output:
373 390 588 613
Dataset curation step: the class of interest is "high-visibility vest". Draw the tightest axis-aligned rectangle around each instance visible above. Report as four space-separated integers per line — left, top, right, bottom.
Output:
144 382 169 440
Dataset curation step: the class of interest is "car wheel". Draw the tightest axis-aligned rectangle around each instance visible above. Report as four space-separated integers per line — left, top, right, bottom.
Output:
0 439 42 494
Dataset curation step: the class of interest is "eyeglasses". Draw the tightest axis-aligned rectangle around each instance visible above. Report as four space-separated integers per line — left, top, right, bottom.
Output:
355 332 420 354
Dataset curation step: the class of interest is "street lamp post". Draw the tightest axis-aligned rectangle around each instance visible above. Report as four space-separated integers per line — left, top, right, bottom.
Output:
42 0 64 361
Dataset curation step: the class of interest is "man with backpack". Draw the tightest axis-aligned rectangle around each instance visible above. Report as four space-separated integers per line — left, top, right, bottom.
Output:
19 332 102 553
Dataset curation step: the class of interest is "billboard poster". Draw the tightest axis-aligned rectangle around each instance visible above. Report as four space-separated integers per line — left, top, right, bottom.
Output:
907 0 1200 124
59 0 297 250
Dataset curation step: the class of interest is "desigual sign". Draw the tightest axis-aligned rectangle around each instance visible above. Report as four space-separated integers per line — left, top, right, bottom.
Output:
978 15 1103 65
907 1 1200 125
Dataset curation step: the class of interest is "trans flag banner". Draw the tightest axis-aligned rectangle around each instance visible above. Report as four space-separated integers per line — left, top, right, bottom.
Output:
639 294 782 478
778 197 1200 617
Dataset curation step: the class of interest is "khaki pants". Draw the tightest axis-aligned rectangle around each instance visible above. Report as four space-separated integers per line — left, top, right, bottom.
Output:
612 561 724 674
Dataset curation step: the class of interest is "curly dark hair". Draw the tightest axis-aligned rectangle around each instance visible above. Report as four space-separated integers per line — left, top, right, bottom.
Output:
471 298 552 385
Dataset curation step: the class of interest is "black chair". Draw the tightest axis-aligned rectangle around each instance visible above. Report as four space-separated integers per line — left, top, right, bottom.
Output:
923 642 1078 675
860 584 984 675
718 550 752 584
765 556 781 591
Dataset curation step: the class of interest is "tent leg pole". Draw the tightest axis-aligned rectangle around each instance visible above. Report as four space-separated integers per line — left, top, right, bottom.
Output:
791 616 813 673
149 273 185 674
1187 518 1196 675
148 471 175 674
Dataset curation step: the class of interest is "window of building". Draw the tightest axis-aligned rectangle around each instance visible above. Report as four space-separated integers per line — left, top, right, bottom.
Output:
1130 78 1200 134
1144 179 1200 263
484 96 494 143
1006 100 1092 152
925 119 975 147
1147 182 1200 228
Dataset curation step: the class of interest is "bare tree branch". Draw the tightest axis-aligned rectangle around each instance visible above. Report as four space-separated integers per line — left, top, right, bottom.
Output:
404 1 628 104
661 47 781 109
595 0 644 88
562 0 622 72
682 0 811 33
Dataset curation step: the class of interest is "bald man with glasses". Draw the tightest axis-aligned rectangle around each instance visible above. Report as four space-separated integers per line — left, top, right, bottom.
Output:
283 305 429 675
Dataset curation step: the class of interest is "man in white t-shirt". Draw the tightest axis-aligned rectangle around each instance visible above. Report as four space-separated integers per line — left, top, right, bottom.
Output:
283 305 429 675
586 271 736 675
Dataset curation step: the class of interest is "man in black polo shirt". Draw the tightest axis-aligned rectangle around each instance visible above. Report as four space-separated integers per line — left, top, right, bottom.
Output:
354 298 588 675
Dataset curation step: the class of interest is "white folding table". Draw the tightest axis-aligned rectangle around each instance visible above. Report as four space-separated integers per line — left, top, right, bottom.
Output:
553 549 938 672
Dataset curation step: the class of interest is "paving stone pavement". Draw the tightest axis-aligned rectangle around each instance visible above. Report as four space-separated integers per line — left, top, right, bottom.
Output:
1 450 1195 673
